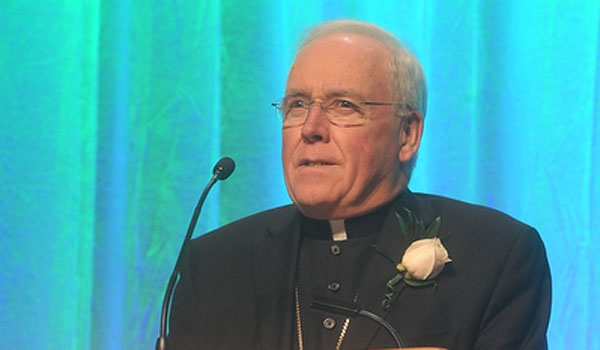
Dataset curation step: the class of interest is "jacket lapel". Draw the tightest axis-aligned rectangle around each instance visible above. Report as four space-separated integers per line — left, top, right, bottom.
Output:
341 199 409 347
344 191 441 348
252 206 302 349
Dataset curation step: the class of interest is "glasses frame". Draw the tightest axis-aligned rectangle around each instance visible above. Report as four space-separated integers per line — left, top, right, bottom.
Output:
271 98 413 127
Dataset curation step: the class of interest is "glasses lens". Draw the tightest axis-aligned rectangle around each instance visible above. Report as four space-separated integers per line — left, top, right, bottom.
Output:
273 97 395 127
281 97 309 126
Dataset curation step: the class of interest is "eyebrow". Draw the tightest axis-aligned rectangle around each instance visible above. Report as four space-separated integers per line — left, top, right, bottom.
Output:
283 90 309 99
283 89 365 100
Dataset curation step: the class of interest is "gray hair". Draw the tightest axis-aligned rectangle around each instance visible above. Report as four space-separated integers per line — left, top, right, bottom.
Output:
299 19 427 118
298 19 427 177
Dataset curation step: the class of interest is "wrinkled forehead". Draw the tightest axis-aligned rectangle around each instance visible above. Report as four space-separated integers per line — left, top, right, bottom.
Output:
286 33 392 97
294 33 390 67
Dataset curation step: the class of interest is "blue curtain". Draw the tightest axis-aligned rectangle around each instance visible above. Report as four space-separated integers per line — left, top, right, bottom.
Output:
0 1 598 349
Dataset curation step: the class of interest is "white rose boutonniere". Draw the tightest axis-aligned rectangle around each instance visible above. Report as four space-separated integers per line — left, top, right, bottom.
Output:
398 237 451 281
381 208 452 310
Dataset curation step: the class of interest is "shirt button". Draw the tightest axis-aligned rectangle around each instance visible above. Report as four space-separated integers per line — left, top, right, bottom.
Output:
330 244 341 256
327 281 341 292
322 317 336 330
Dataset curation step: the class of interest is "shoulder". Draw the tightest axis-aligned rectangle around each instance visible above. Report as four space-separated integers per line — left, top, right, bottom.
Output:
203 204 296 236
189 204 297 251
409 192 545 262
411 192 535 235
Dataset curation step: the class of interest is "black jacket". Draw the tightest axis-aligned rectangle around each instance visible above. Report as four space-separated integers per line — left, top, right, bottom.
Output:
168 191 551 349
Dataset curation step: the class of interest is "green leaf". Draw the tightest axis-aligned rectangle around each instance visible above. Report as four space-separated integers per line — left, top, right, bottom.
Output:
386 273 403 288
404 278 435 288
423 216 442 239
395 208 442 242
395 211 411 242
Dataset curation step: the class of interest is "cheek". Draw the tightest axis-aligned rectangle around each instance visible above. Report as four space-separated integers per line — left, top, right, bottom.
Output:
345 129 400 177
281 132 297 174
344 127 399 159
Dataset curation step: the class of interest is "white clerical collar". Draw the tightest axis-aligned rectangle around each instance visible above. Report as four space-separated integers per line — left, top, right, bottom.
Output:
329 219 348 241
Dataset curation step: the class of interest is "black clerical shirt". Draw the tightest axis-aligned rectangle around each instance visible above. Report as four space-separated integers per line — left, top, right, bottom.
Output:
295 201 394 350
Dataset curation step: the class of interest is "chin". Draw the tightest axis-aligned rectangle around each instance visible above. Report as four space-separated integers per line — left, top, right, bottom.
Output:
296 204 336 220
291 194 337 219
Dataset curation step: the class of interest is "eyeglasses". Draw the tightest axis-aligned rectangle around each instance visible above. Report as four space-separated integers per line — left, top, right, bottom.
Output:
271 96 412 127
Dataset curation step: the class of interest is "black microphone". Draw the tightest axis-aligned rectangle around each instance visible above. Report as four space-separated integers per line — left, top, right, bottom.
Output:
311 297 406 348
155 157 236 350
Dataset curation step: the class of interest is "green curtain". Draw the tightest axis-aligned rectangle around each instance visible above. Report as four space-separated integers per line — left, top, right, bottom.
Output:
1 1 598 349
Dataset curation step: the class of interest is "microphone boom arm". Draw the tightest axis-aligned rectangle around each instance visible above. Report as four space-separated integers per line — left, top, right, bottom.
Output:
155 157 235 350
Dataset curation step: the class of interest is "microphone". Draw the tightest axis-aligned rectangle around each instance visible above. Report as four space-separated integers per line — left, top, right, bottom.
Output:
213 156 235 180
155 157 236 350
311 297 406 348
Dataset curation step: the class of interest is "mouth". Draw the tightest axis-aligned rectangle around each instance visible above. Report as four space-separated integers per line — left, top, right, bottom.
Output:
300 160 334 167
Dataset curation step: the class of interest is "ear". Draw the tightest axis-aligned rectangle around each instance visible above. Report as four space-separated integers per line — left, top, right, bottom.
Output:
398 110 424 163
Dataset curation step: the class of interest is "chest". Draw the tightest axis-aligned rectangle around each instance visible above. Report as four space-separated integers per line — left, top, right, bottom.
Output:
295 236 379 349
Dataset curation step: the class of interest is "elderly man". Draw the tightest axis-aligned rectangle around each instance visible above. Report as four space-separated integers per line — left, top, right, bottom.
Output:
168 19 551 349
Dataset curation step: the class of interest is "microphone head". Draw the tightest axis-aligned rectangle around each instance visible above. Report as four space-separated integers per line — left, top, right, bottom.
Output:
213 157 235 180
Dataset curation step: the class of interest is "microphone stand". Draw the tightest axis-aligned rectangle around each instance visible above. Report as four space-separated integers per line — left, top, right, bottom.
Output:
155 158 235 350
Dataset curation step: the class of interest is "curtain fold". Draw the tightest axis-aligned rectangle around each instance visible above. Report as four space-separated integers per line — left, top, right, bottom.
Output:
1 1 598 349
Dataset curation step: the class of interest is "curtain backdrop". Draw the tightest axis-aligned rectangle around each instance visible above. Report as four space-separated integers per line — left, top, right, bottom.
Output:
1 1 598 349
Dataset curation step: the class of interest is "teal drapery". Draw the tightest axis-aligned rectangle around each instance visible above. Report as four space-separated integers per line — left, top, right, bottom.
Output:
1 1 598 349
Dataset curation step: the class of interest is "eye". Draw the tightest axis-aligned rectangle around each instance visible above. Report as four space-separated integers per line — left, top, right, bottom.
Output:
290 99 306 108
283 97 309 118
286 98 308 109
331 99 361 114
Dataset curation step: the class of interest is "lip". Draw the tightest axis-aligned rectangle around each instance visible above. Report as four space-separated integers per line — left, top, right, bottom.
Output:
298 158 336 167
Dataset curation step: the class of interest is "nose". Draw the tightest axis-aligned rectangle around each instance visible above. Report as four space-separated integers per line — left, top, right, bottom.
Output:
301 101 330 143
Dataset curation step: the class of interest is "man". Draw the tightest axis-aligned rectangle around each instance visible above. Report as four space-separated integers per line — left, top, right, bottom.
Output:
168 19 551 349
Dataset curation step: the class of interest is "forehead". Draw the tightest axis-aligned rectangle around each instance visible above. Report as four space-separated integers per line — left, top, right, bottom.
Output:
286 33 392 98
